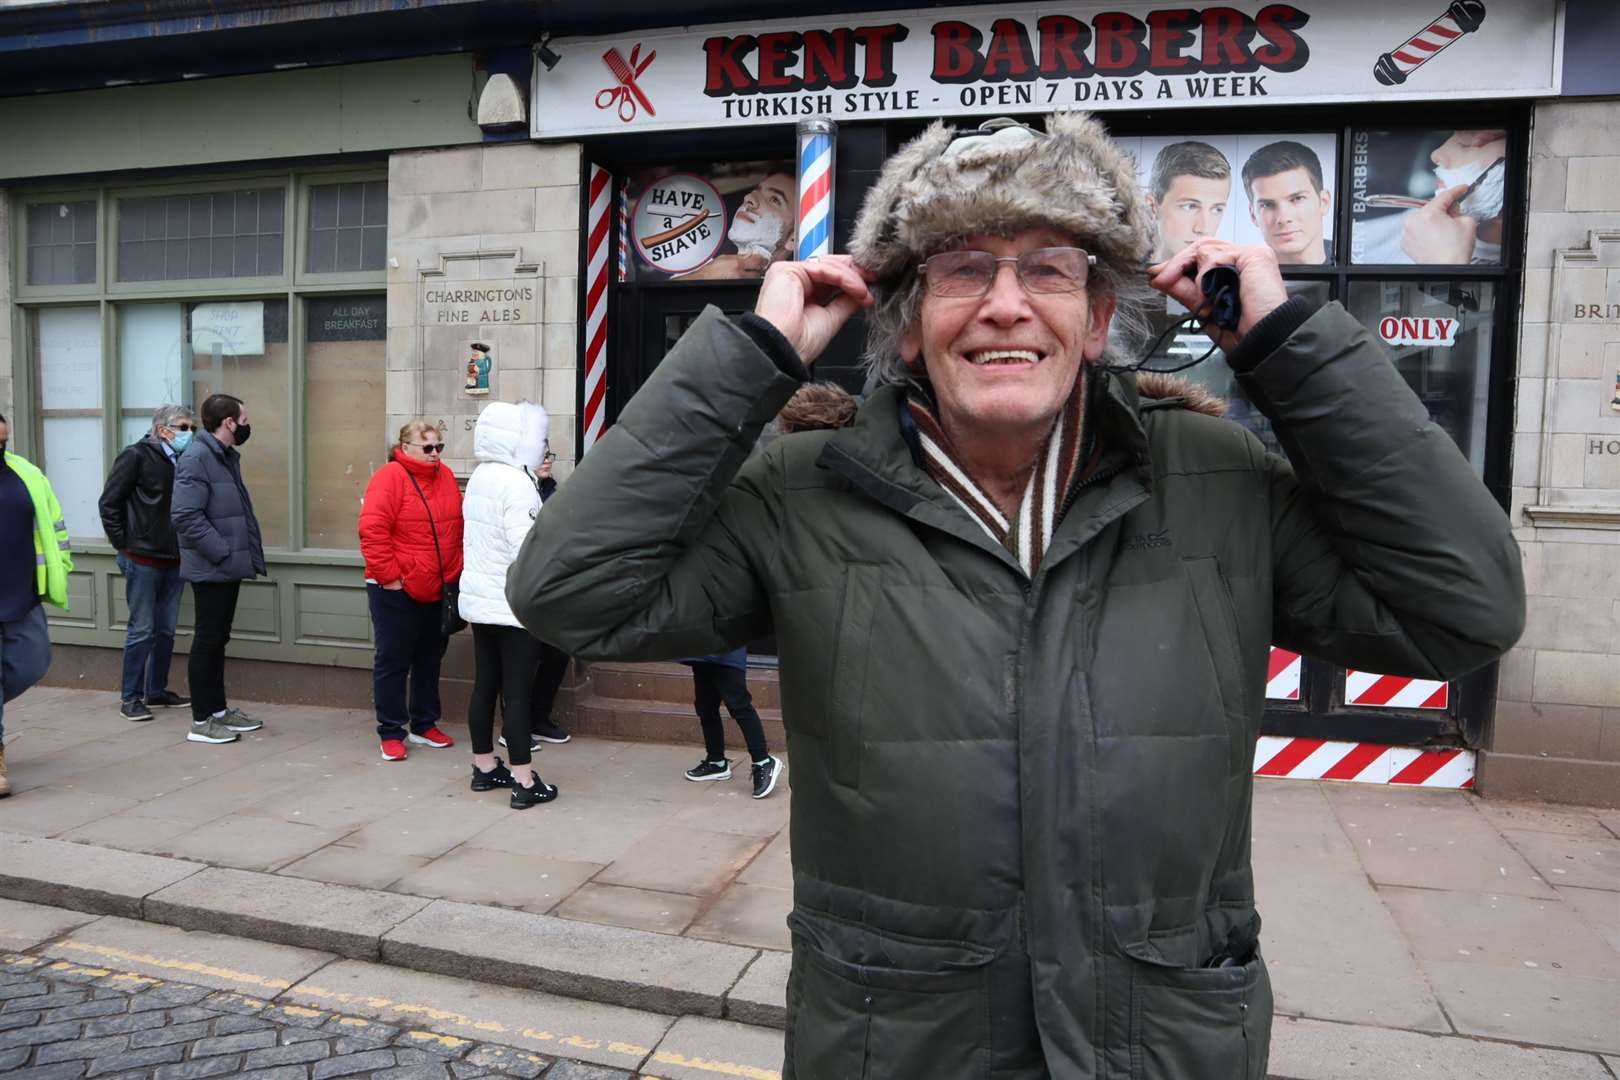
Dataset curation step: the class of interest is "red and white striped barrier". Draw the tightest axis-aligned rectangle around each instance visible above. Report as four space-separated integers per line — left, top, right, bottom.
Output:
1346 669 1449 709
1254 736 1475 788
1266 647 1301 701
583 164 612 452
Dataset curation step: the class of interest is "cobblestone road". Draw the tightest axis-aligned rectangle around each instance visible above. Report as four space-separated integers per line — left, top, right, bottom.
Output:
0 955 635 1080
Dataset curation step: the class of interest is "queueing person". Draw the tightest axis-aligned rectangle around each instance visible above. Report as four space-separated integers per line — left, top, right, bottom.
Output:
680 648 781 798
98 405 194 722
171 392 266 746
0 414 72 798
501 442 572 756
359 419 464 762
461 400 557 809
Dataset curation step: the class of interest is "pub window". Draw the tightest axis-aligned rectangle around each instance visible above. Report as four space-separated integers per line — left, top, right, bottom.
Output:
116 189 286 282
304 294 386 548
26 201 97 286
30 304 105 537
306 181 387 274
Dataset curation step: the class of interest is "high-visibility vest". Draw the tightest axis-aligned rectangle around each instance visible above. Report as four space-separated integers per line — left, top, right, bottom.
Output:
3 451 72 609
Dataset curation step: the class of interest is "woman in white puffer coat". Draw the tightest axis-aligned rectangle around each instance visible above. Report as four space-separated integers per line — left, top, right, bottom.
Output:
459 400 557 809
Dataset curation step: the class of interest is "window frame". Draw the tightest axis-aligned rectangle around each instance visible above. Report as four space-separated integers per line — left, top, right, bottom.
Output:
9 164 388 555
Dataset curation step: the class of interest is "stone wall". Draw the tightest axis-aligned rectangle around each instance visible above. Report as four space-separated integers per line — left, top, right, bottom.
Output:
385 142 581 480
1486 97 1620 806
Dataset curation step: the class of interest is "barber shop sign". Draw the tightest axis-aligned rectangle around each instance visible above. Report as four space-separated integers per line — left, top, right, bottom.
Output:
532 0 1561 138
632 174 725 274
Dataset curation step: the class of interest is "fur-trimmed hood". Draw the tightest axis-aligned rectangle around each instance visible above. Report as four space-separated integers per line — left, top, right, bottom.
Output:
1131 371 1227 418
850 113 1153 281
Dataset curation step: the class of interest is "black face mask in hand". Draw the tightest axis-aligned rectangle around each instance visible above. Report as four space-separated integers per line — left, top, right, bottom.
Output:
232 422 252 447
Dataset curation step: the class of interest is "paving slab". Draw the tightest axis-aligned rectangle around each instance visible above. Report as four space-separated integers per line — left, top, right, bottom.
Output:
1503 828 1620 891
1267 1015 1612 1079
145 866 431 960
0 898 99 951
338 803 509 860
1420 961 1620 1054
39 916 335 997
282 958 672 1072
735 831 791 890
725 950 789 1029
0 788 141 838
553 884 702 937
670 789 789 838
463 794 669 864
684 884 791 952
596 827 768 897
1381 885 1619 978
1322 784 1556 898
0 832 203 917
381 899 756 1017
1252 779 1363 872
56 814 200 855
644 1015 782 1080
277 845 430 891
389 846 604 914
1475 799 1616 839
1556 885 1620 954
156 813 349 872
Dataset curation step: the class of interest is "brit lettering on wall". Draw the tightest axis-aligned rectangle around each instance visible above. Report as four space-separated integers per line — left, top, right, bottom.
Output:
532 1 1560 138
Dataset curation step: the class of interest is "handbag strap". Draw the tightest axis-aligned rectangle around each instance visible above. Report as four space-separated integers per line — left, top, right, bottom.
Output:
401 464 447 581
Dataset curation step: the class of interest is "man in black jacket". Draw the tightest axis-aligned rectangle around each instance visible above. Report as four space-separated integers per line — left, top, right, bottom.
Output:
99 405 195 722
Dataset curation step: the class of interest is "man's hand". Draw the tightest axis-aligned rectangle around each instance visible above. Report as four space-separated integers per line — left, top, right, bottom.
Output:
753 255 875 364
1148 239 1290 353
1401 185 1477 265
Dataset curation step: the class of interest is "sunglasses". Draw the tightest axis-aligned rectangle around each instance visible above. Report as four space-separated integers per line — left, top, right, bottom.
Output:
416 443 446 454
171 423 194 432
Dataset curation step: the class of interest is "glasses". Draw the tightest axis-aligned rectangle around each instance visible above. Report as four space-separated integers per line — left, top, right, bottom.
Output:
415 443 445 454
172 423 194 432
919 247 1096 298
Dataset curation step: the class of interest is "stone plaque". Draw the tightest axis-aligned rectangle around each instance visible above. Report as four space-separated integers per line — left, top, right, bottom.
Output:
421 278 540 327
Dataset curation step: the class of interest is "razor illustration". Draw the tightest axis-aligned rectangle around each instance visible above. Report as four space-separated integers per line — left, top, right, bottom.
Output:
1373 1 1486 86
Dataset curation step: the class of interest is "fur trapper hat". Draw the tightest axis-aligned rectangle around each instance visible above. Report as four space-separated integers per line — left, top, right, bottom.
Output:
850 113 1153 382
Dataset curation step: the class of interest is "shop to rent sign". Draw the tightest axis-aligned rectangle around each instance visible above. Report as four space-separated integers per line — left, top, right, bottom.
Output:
532 1 1561 138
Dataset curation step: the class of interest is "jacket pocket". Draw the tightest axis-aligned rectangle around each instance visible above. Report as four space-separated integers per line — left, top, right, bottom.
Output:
1181 556 1251 777
787 907 996 1080
1122 923 1272 1080
826 564 880 788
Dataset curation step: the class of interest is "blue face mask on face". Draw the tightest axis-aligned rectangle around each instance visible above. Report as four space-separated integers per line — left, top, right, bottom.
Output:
170 430 193 452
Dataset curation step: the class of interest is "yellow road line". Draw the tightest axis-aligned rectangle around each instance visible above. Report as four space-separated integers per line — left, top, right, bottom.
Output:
54 940 292 991
648 1051 782 1080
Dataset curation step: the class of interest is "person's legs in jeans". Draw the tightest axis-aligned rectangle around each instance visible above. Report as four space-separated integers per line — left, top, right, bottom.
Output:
117 553 158 704
1 605 53 740
145 565 184 699
369 584 414 741
529 643 570 738
405 600 448 736
691 663 730 762
188 581 240 722
713 664 769 762
467 623 503 756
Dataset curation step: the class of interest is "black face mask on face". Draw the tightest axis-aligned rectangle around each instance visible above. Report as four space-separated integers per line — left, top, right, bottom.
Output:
232 422 252 447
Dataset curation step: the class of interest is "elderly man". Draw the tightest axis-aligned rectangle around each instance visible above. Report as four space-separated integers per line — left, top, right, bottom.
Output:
100 404 196 721
509 115 1523 1078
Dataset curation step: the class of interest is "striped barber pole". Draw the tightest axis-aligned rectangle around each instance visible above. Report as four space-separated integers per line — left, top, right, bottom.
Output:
1373 1 1485 85
1254 736 1475 788
1345 670 1450 710
616 187 629 284
1266 647 1301 701
582 164 613 452
796 119 835 261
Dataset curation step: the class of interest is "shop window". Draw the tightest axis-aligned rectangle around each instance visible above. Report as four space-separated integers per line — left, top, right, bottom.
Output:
306 182 386 274
118 304 186 447
117 189 285 282
30 305 104 537
1344 280 1496 471
26 201 96 286
304 295 385 549
1348 129 1507 266
186 298 292 546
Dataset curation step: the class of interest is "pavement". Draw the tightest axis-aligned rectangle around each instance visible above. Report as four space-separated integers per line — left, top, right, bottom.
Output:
0 685 1617 1078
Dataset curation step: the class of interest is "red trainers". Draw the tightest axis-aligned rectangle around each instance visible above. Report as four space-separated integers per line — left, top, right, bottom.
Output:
407 727 455 749
380 738 407 761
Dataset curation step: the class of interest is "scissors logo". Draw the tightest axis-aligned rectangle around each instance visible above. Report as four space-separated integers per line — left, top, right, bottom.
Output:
596 44 656 123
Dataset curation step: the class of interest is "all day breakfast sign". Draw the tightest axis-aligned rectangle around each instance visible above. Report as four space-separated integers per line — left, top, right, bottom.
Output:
531 0 1561 139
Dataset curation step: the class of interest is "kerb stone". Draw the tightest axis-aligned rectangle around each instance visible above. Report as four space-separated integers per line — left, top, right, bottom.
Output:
725 950 788 1030
146 867 429 960
0 832 202 917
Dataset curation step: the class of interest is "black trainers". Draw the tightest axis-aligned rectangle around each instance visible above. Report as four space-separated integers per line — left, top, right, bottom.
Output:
120 699 154 722
145 690 191 708
685 758 731 782
509 776 559 809
498 733 543 753
533 723 572 744
471 758 514 792
751 755 784 799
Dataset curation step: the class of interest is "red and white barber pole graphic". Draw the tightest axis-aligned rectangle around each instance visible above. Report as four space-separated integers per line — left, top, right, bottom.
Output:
1255 737 1475 788
1266 647 1302 701
1374 0 1487 86
1346 670 1450 709
583 165 612 452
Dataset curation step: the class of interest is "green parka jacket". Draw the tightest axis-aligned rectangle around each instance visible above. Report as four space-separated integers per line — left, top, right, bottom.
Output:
508 300 1524 1079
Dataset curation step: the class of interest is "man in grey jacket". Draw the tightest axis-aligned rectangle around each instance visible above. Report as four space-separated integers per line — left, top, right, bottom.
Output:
171 392 267 745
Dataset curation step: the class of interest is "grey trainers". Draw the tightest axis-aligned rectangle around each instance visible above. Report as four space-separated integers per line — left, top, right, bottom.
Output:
220 707 263 732
187 717 239 744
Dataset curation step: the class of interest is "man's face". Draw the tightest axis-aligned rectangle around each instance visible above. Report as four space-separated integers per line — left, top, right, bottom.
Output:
1248 167 1330 264
729 173 796 256
1431 130 1508 172
899 229 1114 442
1150 174 1230 259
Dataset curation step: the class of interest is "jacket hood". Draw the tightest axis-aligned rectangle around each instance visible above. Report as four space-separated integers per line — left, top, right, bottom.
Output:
1132 372 1227 417
473 401 549 469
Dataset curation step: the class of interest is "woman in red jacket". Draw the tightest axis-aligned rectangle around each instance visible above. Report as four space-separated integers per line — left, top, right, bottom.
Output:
359 420 465 762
